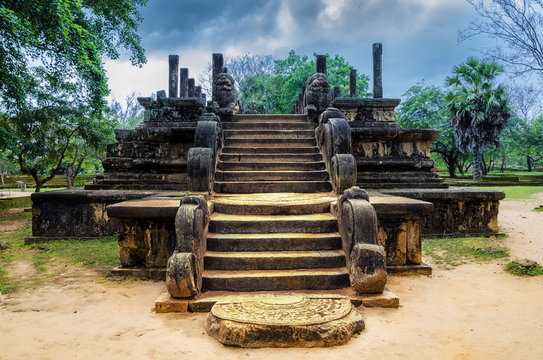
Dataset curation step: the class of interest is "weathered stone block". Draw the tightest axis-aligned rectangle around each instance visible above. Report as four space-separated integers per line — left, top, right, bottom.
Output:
350 243 387 294
166 252 198 298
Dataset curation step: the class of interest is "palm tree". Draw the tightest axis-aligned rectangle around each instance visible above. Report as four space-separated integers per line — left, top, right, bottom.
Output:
445 58 511 180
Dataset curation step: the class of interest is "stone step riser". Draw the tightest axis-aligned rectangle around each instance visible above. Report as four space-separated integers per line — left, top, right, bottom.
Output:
231 115 309 122
224 130 315 139
204 252 346 271
224 138 317 147
212 201 331 215
209 218 338 234
217 162 325 171
221 147 320 154
223 122 314 130
219 154 322 162
206 235 342 252
215 171 329 182
202 272 350 291
213 181 332 193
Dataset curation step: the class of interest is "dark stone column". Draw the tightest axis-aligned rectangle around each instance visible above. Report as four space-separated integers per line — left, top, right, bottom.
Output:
316 55 326 74
180 68 189 97
350 69 357 98
188 78 195 97
333 86 341 99
195 86 202 98
212 53 224 101
373 43 383 98
168 55 179 98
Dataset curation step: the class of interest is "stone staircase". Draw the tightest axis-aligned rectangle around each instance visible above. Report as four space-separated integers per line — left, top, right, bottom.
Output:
201 114 348 292
202 195 349 291
213 114 332 193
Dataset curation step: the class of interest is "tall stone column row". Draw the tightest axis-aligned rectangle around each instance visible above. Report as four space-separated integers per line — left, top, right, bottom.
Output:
168 55 198 98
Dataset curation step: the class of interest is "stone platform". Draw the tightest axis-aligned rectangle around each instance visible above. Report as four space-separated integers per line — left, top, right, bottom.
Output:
155 287 399 313
205 295 365 347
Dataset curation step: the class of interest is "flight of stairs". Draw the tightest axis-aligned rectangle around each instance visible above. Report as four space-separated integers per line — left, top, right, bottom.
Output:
201 114 349 292
213 114 332 193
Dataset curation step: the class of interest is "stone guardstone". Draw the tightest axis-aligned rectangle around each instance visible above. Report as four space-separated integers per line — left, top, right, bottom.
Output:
205 295 365 347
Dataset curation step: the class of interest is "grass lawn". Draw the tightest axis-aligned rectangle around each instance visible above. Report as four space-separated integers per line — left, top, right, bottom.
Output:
473 185 543 200
423 236 509 269
0 208 120 294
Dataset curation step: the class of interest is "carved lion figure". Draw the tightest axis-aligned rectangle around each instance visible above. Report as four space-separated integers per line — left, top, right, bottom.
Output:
212 73 238 114
304 73 332 121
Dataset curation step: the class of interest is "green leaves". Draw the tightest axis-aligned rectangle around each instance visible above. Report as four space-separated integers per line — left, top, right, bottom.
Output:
238 51 370 114
0 0 147 112
444 58 511 179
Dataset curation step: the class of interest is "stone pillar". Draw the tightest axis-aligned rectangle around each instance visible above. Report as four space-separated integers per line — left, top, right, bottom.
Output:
316 55 326 74
180 68 189 97
350 69 357 98
333 86 341 99
373 43 383 99
195 86 202 98
168 55 179 98
212 53 224 101
188 78 195 97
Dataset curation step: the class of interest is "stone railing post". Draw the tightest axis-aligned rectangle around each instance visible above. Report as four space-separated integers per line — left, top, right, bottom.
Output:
315 107 356 193
335 187 387 294
166 196 210 298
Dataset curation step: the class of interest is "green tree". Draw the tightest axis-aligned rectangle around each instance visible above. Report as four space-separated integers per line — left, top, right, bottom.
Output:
0 0 147 112
271 51 370 114
1 94 115 191
445 58 511 180
238 75 278 114
396 84 468 177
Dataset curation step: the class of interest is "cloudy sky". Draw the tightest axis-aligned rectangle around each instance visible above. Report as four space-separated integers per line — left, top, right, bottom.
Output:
104 0 491 103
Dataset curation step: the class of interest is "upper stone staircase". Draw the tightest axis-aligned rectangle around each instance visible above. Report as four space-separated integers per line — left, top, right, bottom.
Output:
214 114 332 193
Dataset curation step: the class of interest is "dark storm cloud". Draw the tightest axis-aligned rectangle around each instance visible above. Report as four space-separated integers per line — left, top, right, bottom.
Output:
124 0 490 98
139 0 286 52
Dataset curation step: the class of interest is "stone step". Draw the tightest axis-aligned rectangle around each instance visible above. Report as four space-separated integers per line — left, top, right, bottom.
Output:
213 180 332 193
215 170 329 182
206 233 342 251
221 146 320 154
224 138 317 147
217 161 325 171
202 268 350 291
218 153 322 162
209 213 338 234
224 130 315 139
204 250 346 270
212 197 332 215
223 121 314 130
231 114 309 122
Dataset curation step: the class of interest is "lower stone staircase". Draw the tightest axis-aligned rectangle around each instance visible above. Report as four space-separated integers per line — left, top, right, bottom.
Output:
200 114 347 292
202 194 349 291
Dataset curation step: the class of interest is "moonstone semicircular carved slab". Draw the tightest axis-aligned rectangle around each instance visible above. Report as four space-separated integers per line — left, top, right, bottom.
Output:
205 295 365 348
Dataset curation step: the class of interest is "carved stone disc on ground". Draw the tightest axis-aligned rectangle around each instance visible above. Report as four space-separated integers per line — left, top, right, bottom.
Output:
205 295 365 347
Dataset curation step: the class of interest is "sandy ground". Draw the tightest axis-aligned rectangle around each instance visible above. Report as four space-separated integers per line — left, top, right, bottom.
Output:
1 195 542 359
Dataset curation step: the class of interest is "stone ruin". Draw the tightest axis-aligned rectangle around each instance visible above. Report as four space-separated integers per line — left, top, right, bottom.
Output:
27 45 506 347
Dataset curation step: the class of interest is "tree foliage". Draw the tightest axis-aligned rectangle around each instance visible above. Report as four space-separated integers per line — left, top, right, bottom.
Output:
396 84 468 177
444 58 511 180
0 0 147 112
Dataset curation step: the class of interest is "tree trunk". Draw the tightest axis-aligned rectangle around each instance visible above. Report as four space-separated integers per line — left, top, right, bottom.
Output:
527 156 533 172
472 145 482 180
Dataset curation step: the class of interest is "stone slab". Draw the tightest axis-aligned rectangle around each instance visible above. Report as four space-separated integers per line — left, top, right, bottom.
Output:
204 295 365 347
155 287 399 313
387 263 432 276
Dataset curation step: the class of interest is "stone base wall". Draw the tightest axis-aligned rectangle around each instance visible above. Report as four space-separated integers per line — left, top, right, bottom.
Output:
381 188 505 236
29 190 156 242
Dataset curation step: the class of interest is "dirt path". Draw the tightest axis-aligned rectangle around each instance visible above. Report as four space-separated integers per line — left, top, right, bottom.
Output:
1 196 542 359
